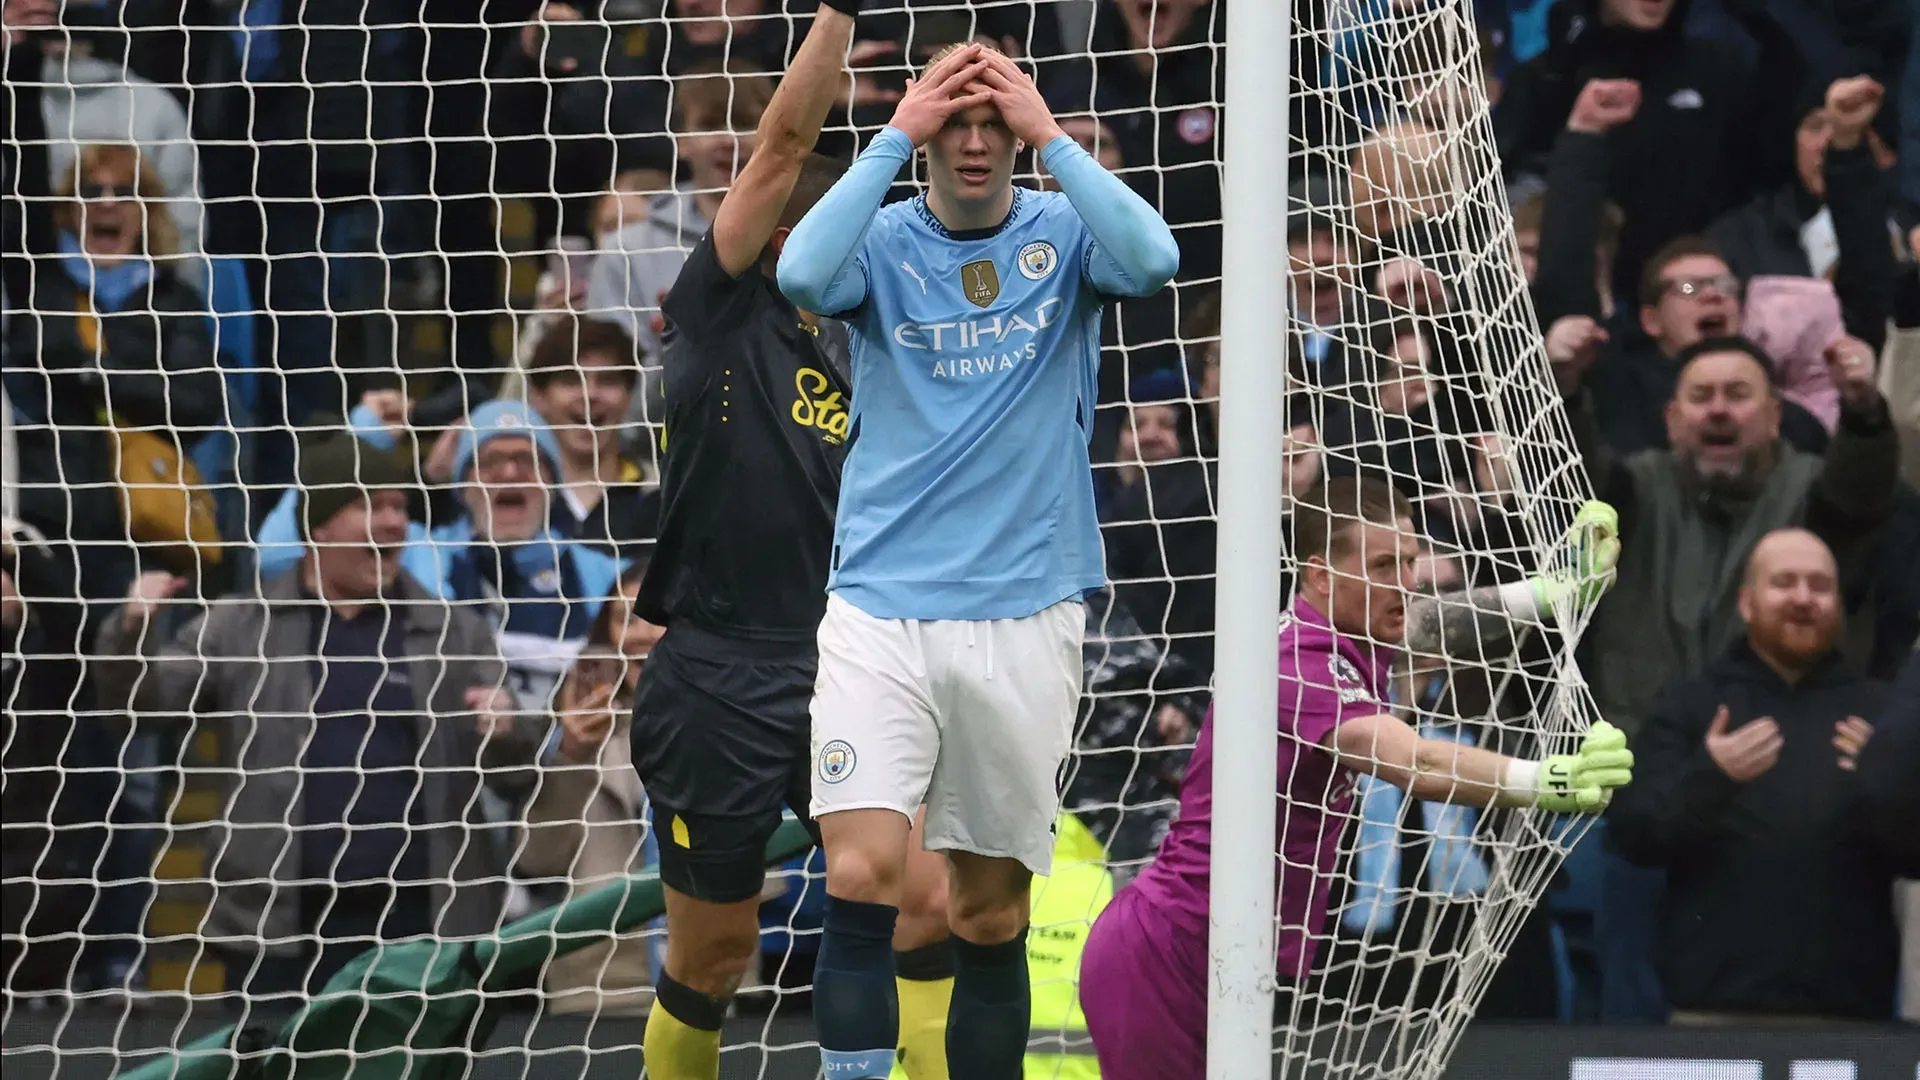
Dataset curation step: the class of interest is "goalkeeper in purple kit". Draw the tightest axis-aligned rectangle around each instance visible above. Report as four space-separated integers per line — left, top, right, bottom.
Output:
1079 476 1635 1080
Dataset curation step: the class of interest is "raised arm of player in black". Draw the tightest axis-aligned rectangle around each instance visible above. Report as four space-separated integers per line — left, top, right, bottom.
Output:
711 5 857 277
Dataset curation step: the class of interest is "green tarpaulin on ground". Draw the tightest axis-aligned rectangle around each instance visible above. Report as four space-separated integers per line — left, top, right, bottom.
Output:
118 818 814 1080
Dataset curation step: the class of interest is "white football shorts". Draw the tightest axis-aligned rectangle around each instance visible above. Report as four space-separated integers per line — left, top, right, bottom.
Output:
808 592 1085 875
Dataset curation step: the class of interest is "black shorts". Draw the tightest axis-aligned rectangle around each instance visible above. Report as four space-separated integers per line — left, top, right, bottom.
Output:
628 622 822 904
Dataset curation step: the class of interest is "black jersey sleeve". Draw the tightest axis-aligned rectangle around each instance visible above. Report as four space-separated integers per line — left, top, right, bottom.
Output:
662 232 761 347
660 231 760 395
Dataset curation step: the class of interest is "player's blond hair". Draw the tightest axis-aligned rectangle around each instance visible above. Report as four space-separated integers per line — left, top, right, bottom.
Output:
918 40 1009 80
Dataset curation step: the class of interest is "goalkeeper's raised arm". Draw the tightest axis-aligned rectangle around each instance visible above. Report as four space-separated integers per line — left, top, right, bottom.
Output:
1399 499 1621 666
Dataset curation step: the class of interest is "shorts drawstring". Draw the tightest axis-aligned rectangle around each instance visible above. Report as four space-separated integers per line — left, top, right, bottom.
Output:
966 621 995 681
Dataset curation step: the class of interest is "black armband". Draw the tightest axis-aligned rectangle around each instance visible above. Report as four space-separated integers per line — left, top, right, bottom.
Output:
820 0 861 16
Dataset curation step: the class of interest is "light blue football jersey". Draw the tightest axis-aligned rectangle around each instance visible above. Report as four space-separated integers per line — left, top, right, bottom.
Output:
827 187 1109 621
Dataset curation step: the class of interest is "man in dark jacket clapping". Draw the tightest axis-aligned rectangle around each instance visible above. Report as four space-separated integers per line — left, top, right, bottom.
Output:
1610 528 1901 1023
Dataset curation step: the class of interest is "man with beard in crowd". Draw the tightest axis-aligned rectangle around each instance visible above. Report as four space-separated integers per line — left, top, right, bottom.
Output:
1573 334 1896 741
1559 334 1898 1020
1610 528 1902 1022
1536 72 1896 460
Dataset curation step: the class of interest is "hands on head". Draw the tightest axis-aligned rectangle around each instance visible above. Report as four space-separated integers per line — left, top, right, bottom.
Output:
889 44 1061 149
889 44 994 146
968 49 1064 148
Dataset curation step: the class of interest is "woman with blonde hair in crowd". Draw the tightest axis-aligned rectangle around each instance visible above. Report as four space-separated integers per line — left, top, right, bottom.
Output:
0 140 222 997
521 563 666 1015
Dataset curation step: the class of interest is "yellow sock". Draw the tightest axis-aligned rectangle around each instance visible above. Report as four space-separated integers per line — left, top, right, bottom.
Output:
893 974 954 1080
643 973 724 1080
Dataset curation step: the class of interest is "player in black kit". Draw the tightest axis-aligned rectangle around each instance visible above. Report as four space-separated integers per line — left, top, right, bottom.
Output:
625 5 952 1079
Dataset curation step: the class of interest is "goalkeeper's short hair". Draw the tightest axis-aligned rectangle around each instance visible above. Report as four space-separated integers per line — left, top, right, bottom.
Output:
1292 474 1411 567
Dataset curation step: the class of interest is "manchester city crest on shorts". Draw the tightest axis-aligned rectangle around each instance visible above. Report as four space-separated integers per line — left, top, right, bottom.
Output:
1017 241 1058 281
960 259 1000 308
818 739 857 783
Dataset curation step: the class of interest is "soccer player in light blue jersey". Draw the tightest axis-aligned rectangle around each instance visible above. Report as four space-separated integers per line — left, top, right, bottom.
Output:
777 43 1180 1080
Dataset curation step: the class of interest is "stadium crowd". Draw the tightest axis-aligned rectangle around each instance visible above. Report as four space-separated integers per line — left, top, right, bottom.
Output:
1 0 1916 1053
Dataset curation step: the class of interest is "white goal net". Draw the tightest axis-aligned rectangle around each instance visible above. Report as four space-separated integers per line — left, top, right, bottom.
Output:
0 1 1603 1079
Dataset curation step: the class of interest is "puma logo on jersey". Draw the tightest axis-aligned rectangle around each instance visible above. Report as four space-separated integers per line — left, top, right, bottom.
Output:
791 367 850 444
900 260 929 295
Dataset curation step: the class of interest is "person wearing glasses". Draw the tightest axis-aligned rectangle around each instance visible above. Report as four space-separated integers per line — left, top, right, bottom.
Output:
1545 236 1838 457
433 400 626 715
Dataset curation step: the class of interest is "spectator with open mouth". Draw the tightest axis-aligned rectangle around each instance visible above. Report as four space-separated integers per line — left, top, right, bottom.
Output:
1546 236 1833 457
1556 333 1899 1022
521 318 659 563
434 400 627 716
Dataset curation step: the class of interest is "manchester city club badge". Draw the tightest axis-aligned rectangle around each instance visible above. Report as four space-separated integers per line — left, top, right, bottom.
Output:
1017 241 1058 281
818 739 857 783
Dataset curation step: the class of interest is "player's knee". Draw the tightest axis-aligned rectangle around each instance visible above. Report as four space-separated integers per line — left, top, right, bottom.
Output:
671 922 760 997
897 846 949 923
895 876 951 951
945 858 1031 945
947 893 1028 946
824 844 905 906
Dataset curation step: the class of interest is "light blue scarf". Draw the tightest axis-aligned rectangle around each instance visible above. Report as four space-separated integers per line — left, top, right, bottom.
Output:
57 231 153 314
1341 696 1493 937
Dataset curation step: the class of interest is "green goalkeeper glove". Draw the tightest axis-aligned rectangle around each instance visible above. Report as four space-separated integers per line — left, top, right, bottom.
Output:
1529 500 1621 613
1529 721 1635 813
